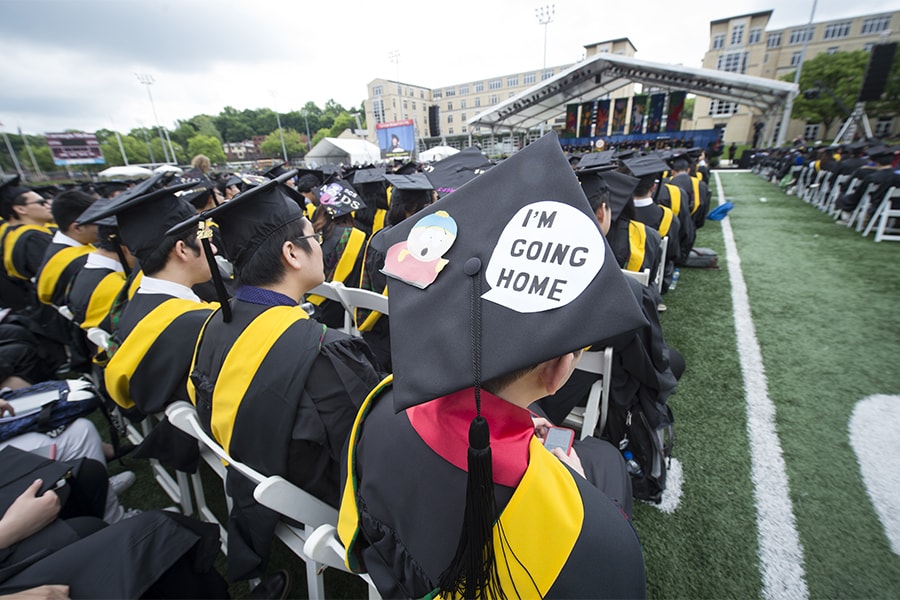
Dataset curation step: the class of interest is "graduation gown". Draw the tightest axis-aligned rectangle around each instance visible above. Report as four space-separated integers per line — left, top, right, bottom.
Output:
606 219 663 279
633 200 680 292
1 224 52 282
35 241 92 307
655 184 695 264
189 292 382 581
66 265 127 332
339 382 647 599
307 225 367 329
356 226 392 372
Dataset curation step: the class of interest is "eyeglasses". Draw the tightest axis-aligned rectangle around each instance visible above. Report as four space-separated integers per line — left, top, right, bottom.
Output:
295 232 323 245
23 199 49 206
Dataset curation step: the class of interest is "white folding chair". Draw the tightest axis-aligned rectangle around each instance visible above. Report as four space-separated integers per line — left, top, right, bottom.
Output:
563 346 614 440
830 178 860 219
306 282 354 335
303 524 381 599
329 281 389 337
654 237 668 295
803 170 826 203
621 268 651 287
868 187 900 242
820 174 849 213
846 183 877 232
165 401 346 600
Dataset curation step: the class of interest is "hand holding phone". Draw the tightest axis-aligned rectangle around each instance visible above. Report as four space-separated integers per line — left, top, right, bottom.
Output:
543 426 575 455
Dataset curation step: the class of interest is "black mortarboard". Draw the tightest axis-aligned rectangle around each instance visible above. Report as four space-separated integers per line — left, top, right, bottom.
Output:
421 147 493 197
622 154 669 178
295 168 325 193
597 170 640 222
349 167 386 187
575 150 615 171
384 173 434 192
613 149 636 160
382 132 646 412
317 179 367 219
867 144 896 158
75 197 117 226
175 173 217 209
0 175 31 203
263 162 289 179
80 179 197 263
392 162 419 175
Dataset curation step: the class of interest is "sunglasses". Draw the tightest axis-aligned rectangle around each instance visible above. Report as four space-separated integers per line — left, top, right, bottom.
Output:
23 199 49 206
296 232 323 245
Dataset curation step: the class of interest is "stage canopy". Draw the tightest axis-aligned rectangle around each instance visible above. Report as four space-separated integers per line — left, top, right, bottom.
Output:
468 52 799 146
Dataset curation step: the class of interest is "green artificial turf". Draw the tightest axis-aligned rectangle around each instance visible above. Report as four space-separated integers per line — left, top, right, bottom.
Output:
94 171 900 598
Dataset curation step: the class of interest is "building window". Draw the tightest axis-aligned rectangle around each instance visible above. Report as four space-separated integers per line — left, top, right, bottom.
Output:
716 51 748 73
445 87 456 97
730 23 745 46
823 21 851 40
749 28 762 44
475 97 481 107
490 95 498 105
459 84 469 95
447 102 453 111
447 114 453 123
474 81 484 92
541 69 554 80
788 27 813 45
462 126 467 133
864 42 875 52
509 92 515 97
827 47 839 55
861 16 891 35
712 33 725 49
403 100 408 110
448 127 454 135
804 123 820 141
767 32 782 48
420 91 425 99
764 53 769 63
489 79 502 90
874 117 893 136
434 90 442 100
372 98 385 124
524 72 536 85
460 99 466 109
790 51 803 66
461 113 466 121
412 101 417 110
708 99 737 116
373 85 383 96
507 76 519 87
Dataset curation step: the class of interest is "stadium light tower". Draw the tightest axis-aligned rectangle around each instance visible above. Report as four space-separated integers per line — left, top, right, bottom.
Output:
535 4 555 72
269 90 289 164
135 72 171 164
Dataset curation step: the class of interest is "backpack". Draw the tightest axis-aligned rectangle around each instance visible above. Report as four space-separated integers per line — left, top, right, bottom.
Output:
0 379 101 442
683 247 719 269
602 397 674 503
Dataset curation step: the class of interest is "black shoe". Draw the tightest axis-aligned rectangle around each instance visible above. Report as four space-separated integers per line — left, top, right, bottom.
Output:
248 569 291 600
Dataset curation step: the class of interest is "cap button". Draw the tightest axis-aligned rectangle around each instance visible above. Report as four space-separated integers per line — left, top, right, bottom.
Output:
464 257 482 276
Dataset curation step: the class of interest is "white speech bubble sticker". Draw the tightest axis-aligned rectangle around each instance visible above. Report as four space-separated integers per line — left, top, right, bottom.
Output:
482 200 605 313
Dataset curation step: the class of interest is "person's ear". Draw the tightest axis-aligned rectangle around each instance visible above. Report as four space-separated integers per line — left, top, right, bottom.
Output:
282 240 303 272
538 352 579 395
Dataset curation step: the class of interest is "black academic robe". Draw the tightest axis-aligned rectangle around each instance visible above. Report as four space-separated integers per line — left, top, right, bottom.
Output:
1 224 52 282
65 265 127 332
357 226 392 372
307 225 367 330
35 242 92 307
838 168 900 213
606 219 662 279
340 383 646 599
189 296 382 581
656 184 695 264
633 202 680 293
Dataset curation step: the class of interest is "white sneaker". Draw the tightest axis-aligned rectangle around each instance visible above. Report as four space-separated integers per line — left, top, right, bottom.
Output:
109 471 136 496
122 508 142 520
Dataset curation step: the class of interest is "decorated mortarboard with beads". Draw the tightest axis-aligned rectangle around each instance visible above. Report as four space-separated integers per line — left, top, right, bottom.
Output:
317 179 367 219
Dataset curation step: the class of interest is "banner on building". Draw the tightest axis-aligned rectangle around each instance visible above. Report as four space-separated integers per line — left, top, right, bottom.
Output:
376 119 415 159
578 101 595 138
565 104 579 137
647 93 666 133
45 132 105 166
630 94 648 135
594 99 610 138
666 91 687 132
611 98 628 134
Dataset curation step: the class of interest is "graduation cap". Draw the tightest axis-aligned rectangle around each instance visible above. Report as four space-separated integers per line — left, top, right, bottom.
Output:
421 147 493 197
707 201 734 221
392 161 419 175
867 144 896 158
622 154 669 178
349 166 386 187
576 169 640 221
174 173 218 209
317 179 367 218
380 132 646 595
295 168 325 193
575 150 616 171
262 162 289 179
79 174 197 263
75 197 117 226
384 173 434 192
613 148 637 161
0 175 32 204
166 170 303 322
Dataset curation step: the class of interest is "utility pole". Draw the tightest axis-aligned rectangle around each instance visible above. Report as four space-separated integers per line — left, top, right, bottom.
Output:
19 126 42 178
269 90 289 164
135 72 171 164
535 4 555 136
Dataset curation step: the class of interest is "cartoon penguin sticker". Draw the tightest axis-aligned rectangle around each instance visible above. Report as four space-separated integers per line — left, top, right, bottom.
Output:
382 210 458 289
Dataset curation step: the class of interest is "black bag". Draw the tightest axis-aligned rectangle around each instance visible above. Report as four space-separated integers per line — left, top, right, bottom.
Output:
602 398 674 503
0 380 100 442
683 247 719 269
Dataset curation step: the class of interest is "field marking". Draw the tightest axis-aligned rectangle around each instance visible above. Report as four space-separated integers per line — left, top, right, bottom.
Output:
848 394 900 556
714 172 809 600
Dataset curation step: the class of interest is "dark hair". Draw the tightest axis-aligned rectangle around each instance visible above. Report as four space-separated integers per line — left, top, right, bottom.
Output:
633 175 656 198
96 225 121 252
138 229 199 276
51 190 95 232
387 188 432 226
584 184 610 213
297 174 322 194
236 218 311 287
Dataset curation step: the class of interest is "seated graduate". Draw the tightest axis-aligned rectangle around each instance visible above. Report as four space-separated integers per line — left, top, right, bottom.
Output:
357 173 435 372
306 179 369 330
339 134 648 599
346 167 389 237
0 177 55 286
836 144 900 221
0 446 227 598
665 150 710 230
635 154 696 266
174 172 382 582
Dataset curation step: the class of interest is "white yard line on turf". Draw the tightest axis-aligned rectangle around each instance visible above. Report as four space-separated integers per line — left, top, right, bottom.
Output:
714 172 809 600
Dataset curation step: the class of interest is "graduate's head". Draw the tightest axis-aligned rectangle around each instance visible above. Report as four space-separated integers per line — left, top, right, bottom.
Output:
385 173 434 226
51 189 98 243
382 133 647 598
0 176 50 223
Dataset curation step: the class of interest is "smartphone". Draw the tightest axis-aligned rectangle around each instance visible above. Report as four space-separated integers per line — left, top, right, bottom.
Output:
543 426 575 455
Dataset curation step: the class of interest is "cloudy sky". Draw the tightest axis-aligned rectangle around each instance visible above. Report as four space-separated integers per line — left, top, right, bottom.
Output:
2 0 898 135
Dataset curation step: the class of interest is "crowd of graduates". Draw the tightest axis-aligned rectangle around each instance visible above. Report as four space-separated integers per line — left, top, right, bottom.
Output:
0 131 715 598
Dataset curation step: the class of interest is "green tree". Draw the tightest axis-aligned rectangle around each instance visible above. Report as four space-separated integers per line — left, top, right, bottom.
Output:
782 50 869 133
187 134 226 165
30 146 55 172
259 128 305 159
215 106 254 143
